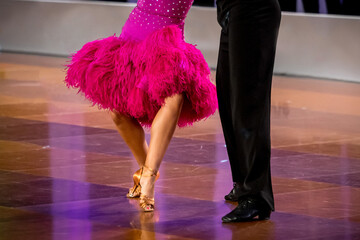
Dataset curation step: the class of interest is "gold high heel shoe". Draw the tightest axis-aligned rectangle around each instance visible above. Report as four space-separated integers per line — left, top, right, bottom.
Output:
127 168 142 198
127 168 160 198
139 166 158 212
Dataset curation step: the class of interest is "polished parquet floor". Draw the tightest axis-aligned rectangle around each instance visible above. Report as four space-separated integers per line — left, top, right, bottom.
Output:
1 52 360 239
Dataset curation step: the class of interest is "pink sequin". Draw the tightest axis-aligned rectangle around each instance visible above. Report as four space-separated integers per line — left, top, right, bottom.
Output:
121 0 193 40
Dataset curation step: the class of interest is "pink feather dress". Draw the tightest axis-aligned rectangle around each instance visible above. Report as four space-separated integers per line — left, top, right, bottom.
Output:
65 0 217 127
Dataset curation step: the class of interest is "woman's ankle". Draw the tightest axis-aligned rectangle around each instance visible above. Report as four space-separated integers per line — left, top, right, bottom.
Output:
140 175 156 198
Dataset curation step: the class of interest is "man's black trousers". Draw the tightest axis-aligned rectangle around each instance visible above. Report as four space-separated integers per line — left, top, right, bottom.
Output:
216 0 281 210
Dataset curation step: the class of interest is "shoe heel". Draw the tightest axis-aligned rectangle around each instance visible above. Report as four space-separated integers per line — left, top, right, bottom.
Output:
133 168 142 185
127 168 142 198
258 210 271 220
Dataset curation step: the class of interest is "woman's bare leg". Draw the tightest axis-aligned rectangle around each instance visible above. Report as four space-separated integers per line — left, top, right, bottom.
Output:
110 111 148 167
140 94 184 199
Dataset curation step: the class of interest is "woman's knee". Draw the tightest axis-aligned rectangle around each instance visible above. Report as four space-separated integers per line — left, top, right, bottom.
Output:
110 111 129 126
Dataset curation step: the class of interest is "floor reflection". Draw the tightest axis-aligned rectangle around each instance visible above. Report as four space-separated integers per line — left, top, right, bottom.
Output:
50 115 92 240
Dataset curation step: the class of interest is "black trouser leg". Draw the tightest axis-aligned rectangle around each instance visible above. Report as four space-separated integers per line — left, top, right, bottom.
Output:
216 0 281 211
216 29 240 180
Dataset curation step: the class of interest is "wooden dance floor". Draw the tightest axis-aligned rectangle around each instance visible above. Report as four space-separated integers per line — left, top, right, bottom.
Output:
1 52 360 239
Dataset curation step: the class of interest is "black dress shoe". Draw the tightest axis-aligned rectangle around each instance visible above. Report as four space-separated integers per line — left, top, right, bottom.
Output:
222 196 271 223
224 183 241 201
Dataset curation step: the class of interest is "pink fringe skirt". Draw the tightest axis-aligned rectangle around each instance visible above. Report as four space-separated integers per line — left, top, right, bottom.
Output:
65 25 218 127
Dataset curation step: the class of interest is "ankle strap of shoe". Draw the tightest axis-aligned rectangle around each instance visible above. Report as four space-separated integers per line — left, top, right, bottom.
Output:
142 165 158 177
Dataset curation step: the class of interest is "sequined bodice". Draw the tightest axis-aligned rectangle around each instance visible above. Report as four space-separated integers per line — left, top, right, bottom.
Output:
137 0 193 18
121 0 194 40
